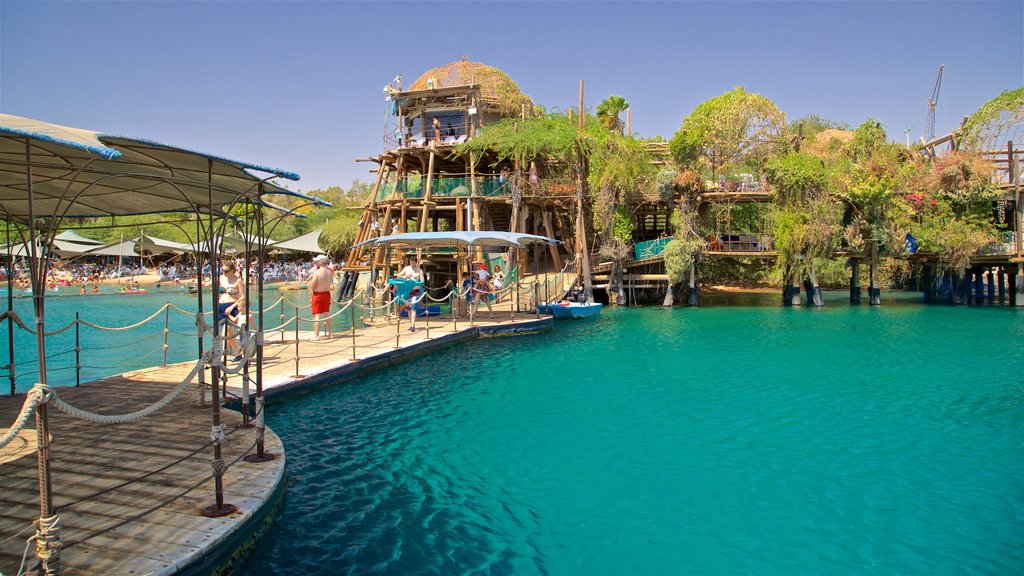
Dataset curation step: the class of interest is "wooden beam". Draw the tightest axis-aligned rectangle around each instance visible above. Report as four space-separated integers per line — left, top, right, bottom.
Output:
419 151 436 232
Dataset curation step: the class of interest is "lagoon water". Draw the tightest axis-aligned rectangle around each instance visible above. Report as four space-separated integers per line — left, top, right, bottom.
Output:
241 302 1023 575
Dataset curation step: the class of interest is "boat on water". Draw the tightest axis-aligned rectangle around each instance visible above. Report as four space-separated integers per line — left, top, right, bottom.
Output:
538 301 603 319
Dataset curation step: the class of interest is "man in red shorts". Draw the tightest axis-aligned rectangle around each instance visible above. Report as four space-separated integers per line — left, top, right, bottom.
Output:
308 254 334 340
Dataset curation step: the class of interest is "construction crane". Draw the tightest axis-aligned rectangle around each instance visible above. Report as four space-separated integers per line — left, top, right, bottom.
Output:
925 64 944 141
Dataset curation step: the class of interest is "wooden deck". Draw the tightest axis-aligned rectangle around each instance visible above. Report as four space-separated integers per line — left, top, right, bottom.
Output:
0 372 285 575
1 307 552 575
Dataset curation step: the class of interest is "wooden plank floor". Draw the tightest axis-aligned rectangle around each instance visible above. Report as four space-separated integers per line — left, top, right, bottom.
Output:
1 306 550 575
0 371 285 575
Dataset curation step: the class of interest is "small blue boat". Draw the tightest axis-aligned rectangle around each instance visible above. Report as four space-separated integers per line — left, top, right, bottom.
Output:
538 302 603 319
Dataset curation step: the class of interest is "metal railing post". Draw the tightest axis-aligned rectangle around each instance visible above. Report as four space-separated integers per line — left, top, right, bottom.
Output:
75 312 81 387
394 311 401 348
293 306 300 376
535 283 540 319
350 299 358 361
425 302 430 339
451 291 458 332
162 304 170 367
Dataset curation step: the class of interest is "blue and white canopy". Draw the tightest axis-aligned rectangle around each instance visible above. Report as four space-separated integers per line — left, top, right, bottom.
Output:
352 231 560 249
0 113 327 222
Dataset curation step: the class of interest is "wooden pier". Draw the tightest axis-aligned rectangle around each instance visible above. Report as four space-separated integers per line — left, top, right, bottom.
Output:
0 311 551 575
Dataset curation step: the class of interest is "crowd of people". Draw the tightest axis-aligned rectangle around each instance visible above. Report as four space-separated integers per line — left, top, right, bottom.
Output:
1 254 336 295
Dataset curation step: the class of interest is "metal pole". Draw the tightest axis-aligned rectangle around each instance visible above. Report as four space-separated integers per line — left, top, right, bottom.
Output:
195 217 206 409
6 220 15 396
245 194 274 462
535 283 540 319
27 137 58 574
451 290 458 333
424 298 430 339
162 304 170 367
74 312 81 387
394 309 401 349
350 298 357 361
293 306 300 376
201 157 235 518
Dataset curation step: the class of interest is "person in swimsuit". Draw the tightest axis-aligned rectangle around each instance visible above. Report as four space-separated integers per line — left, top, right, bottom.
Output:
309 254 334 340
218 261 243 360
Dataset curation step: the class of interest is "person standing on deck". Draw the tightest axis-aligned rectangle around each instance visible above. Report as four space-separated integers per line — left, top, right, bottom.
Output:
432 117 442 144
308 254 334 341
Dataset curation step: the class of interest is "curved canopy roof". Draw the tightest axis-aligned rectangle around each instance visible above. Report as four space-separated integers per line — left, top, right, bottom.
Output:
0 114 326 223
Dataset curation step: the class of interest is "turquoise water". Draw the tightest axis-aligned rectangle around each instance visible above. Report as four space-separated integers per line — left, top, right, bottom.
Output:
0 288 359 393
244 303 1024 575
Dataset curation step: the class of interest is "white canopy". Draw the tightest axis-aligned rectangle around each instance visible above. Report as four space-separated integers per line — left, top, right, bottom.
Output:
54 230 103 246
83 238 141 258
271 229 325 254
138 234 191 255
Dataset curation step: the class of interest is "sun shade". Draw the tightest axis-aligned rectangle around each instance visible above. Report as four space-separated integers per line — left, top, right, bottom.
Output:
271 228 326 254
0 113 327 223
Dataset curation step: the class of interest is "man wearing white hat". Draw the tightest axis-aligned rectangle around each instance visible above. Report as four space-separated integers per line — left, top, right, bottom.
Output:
309 254 333 340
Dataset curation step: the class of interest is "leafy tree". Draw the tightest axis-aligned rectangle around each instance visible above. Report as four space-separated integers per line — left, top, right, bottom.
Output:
669 87 786 177
596 95 629 136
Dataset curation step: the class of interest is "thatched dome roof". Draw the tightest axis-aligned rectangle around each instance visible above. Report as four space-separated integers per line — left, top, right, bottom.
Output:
409 58 531 112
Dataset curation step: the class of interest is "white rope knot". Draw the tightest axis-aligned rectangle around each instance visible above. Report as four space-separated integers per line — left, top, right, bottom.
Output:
211 458 227 476
34 514 61 568
210 423 226 445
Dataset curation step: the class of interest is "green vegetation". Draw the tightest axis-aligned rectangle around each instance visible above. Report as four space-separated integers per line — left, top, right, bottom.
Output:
669 87 786 178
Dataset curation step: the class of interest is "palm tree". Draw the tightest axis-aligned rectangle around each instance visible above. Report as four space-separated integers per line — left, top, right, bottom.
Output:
597 95 629 136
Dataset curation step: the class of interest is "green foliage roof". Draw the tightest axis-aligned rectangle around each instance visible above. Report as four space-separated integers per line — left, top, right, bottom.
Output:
961 87 1024 151
410 59 532 115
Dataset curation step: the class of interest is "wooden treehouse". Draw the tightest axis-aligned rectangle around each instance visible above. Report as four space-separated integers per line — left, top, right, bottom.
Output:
338 60 576 298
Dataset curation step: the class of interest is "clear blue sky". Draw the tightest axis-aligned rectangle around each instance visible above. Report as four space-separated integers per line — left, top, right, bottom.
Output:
2 1 1021 193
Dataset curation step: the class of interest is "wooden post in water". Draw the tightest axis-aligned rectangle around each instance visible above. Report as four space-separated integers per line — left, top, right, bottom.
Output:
868 245 881 305
1010 141 1021 257
808 258 824 307
997 266 1006 303
850 260 862 304
687 261 698 306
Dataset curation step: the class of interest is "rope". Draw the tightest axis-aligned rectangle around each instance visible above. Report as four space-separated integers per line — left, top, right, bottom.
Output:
0 310 36 335
33 515 60 575
166 303 213 318
73 303 170 332
0 386 49 450
43 358 203 424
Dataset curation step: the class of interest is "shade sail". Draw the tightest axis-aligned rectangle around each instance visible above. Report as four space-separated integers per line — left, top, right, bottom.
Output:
0 114 328 223
138 234 191 255
83 238 141 257
352 231 559 249
54 230 103 246
271 229 325 254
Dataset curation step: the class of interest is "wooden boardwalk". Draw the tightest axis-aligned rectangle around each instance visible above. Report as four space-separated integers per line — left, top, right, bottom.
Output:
0 307 551 575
